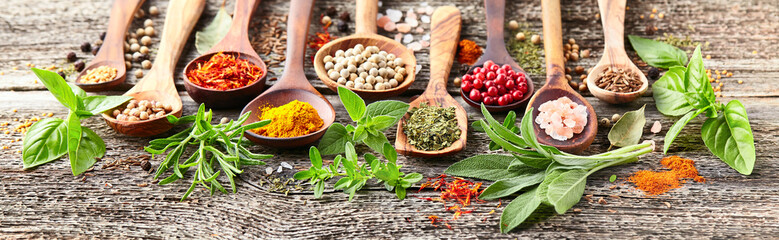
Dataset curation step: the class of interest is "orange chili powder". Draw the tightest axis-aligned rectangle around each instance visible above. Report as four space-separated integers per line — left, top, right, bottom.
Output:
629 156 705 195
456 39 483 65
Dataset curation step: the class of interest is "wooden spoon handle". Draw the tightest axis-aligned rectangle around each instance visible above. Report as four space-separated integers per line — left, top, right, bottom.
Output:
427 6 461 93
541 0 566 87
276 0 315 89
96 0 146 62
483 0 508 59
598 0 626 51
220 0 261 52
355 0 378 34
154 0 206 73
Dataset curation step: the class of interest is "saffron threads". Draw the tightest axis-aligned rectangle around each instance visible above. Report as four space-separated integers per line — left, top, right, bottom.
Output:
629 156 705 196
418 174 491 229
309 14 336 52
186 52 264 91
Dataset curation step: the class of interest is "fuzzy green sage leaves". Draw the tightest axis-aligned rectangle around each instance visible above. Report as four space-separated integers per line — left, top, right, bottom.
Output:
23 69 131 175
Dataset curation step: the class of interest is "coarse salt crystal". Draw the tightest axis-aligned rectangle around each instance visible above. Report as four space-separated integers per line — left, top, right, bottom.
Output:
420 40 430 47
407 10 417 21
386 9 403 23
535 96 588 141
406 18 419 28
422 34 430 41
281 162 292 169
377 13 384 20
415 27 424 34
384 22 397 32
650 121 662 133
408 42 422 52
265 167 273 175
416 7 426 14
425 6 435 15
277 166 283 173
415 64 422 74
421 15 431 23
403 34 414 44
396 23 412 33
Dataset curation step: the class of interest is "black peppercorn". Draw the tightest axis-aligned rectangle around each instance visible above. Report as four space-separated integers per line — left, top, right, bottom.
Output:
100 31 106 40
140 160 151 171
337 21 348 32
648 67 660 80
326 6 337 17
74 61 85 72
66 52 77 62
91 47 99 56
57 71 67 79
339 11 351 22
80 42 91 52
460 64 470 75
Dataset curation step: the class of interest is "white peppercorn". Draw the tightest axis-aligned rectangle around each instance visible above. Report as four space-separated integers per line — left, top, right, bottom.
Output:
139 46 150 54
149 6 160 16
134 69 144 78
130 43 141 52
141 36 152 46
142 60 152 69
144 26 155 36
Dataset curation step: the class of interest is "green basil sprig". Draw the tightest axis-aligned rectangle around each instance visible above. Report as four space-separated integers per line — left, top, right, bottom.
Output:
294 142 422 201
628 35 688 69
145 104 273 201
317 86 409 156
23 68 131 175
445 105 654 233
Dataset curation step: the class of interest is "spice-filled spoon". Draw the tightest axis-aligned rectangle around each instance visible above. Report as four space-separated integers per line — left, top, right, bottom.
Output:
183 0 268 109
102 0 206 137
240 0 335 148
586 0 648 104
313 0 417 99
459 0 535 112
395 6 467 158
526 0 597 153
75 0 146 92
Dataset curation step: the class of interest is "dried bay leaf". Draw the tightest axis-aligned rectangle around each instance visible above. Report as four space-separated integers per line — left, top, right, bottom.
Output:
608 105 646 147
195 4 232 54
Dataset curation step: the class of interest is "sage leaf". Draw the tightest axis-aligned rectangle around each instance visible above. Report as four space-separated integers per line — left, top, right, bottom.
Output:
546 169 588 214
195 5 232 54
608 105 646 147
535 170 564 205
317 123 350 155
627 35 687 69
22 118 68 169
338 86 366 122
510 153 552 169
32 68 79 111
70 127 105 176
445 154 525 181
479 171 544 200
663 107 706 154
500 188 541 233
652 67 693 116
80 95 133 116
701 100 755 175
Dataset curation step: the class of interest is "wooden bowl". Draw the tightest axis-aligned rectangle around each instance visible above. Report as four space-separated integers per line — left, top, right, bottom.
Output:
313 36 417 99
182 51 268 109
586 63 648 104
240 89 335 148
459 64 535 112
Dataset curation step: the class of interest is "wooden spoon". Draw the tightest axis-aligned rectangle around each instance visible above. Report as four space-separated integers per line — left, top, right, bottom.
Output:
460 0 536 112
75 0 146 92
586 0 648 104
183 0 269 109
102 0 206 137
526 0 597 153
394 6 467 158
240 0 335 148
313 0 417 99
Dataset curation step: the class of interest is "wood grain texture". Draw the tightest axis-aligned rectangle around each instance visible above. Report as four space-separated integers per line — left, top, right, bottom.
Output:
1 0 779 239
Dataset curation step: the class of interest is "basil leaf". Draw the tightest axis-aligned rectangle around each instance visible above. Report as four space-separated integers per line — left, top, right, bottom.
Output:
445 154 525 181
663 107 706 154
70 127 105 176
367 115 397 131
535 170 564 205
608 105 646 147
195 5 232 54
479 171 544 200
546 169 587 214
80 95 133 116
684 46 716 116
317 123 351 155
702 100 755 175
66 112 83 175
363 131 389 154
338 86 366 122
500 188 541 233
652 67 693 116
22 118 68 168
627 35 688 69
365 100 408 121
32 68 79 111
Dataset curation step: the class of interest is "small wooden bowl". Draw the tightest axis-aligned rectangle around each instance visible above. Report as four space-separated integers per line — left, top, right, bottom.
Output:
240 89 335 148
586 63 648 104
459 64 535 112
182 52 267 109
313 36 417 99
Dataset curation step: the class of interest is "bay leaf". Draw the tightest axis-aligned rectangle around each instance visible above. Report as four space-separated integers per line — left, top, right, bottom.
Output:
195 5 232 54
608 105 646 147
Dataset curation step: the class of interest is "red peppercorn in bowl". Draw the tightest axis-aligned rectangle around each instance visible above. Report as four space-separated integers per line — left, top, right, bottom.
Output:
459 60 534 112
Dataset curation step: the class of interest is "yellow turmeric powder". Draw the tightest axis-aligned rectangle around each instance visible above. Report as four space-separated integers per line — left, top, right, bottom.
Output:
251 100 323 138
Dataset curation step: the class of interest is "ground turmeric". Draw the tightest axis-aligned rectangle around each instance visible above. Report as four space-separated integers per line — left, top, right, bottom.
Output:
457 39 482 65
628 155 705 195
251 100 323 138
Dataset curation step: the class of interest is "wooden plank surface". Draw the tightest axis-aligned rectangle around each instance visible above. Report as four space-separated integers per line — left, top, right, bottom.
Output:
1 0 778 239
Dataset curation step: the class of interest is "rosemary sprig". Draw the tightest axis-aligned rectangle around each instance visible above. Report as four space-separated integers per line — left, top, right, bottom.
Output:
145 104 273 201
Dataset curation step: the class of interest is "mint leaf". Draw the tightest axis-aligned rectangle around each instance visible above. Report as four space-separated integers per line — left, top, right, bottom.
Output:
338 86 366 122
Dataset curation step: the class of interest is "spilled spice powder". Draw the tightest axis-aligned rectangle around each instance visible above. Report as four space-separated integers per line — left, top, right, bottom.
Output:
456 39 482 65
629 156 705 195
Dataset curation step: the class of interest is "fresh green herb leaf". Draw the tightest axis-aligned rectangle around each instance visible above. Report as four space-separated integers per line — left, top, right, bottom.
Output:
317 123 351 155
701 100 756 175
663 107 706 153
368 115 397 131
479 171 544 200
500 188 541 233
70 127 105 176
609 175 617 182
535 170 564 205
309 146 322 168
608 105 646 147
22 118 68 169
80 95 133 116
445 154 524 181
364 100 409 123
363 131 390 154
338 86 366 122
31 68 79 111
628 35 688 69
652 67 693 116
66 112 84 175
195 4 232 54
546 169 588 214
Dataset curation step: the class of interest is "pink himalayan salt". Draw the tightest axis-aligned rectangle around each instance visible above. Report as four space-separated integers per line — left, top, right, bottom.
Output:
377 16 391 28
420 40 429 47
396 23 412 33
415 27 424 33
407 42 422 52
535 96 588 141
384 22 396 32
394 33 403 42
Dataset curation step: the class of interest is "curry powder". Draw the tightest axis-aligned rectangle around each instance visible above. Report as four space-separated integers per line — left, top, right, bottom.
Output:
252 100 323 138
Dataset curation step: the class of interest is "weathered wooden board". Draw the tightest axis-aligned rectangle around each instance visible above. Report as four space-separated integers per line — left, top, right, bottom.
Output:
1 0 778 239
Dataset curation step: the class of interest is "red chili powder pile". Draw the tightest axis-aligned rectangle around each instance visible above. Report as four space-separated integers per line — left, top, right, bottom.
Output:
628 155 706 195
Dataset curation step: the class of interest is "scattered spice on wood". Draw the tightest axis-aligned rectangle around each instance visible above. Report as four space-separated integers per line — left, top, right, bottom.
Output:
186 52 264 91
403 102 461 151
78 66 117 84
417 174 488 229
102 155 151 171
251 100 323 138
456 39 482 65
594 66 642 93
629 155 705 195
506 26 545 75
308 14 337 52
